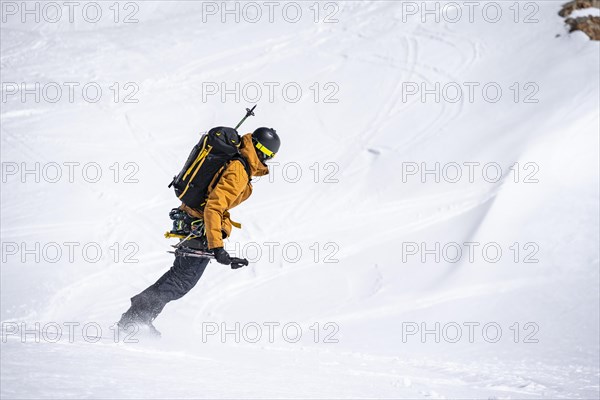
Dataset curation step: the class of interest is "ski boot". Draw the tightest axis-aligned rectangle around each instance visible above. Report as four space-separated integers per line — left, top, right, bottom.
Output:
117 299 162 339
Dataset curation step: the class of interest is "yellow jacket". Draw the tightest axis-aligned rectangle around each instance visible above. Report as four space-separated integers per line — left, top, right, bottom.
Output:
180 133 268 249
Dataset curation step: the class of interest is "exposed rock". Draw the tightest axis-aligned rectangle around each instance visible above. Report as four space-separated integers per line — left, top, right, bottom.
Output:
565 16 600 40
559 0 600 17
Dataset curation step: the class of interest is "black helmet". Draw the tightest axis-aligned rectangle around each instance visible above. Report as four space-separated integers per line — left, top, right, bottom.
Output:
252 127 280 160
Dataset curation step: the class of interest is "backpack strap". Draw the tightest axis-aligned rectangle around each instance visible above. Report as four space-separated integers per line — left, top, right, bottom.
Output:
234 154 252 184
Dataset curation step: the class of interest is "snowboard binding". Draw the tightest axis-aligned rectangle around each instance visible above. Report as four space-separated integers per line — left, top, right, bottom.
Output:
165 208 248 269
165 208 209 250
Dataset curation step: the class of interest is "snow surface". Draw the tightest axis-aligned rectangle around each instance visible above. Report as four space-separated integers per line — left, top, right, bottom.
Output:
568 8 600 18
1 1 599 399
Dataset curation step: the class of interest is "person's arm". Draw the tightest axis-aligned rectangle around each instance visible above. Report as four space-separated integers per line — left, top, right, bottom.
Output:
203 161 247 249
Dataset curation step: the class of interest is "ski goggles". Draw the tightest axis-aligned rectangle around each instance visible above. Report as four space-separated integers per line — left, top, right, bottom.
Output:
253 139 276 159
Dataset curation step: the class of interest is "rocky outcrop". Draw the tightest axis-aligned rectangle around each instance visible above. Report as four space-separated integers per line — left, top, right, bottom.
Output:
560 1 600 40
565 16 600 39
559 0 600 17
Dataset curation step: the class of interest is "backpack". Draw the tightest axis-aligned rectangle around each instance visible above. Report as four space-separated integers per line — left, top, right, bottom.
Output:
168 126 251 209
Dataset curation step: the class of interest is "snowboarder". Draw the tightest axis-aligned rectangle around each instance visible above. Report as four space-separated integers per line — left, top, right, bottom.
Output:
118 126 281 336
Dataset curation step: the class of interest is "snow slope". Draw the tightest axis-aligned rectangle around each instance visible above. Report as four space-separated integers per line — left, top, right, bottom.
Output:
1 1 599 398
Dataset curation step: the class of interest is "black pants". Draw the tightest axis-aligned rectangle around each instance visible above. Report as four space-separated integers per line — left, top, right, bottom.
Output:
124 255 210 323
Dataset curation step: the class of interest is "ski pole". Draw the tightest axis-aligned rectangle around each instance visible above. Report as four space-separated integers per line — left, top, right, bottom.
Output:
234 105 257 130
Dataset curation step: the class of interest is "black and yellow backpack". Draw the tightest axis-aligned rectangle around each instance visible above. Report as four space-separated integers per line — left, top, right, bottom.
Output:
168 126 250 209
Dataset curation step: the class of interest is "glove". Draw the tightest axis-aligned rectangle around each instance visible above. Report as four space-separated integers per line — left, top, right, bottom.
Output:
212 247 231 265
230 257 249 269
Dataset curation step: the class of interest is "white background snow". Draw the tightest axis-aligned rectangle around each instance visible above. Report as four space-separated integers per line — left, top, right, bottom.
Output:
1 1 599 398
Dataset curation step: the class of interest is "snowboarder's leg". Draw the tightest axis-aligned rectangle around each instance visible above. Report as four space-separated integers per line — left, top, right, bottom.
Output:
118 255 210 334
145 254 210 303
